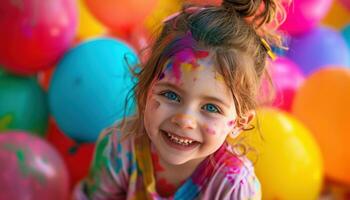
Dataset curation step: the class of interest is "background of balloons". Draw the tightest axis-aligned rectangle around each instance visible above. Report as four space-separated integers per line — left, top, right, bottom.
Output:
0 0 349 199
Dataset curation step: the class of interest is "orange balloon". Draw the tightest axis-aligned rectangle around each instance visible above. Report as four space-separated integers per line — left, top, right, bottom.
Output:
292 67 350 185
84 0 158 32
322 0 350 29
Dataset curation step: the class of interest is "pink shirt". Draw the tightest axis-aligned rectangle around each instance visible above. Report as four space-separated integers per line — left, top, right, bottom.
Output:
73 129 261 200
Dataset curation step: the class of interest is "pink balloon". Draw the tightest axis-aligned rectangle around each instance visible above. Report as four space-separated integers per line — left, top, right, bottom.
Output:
279 0 333 35
260 57 305 112
0 132 69 200
339 0 350 10
0 0 77 75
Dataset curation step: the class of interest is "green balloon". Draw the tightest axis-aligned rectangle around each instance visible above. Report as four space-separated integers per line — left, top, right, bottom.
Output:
0 66 7 77
0 75 49 137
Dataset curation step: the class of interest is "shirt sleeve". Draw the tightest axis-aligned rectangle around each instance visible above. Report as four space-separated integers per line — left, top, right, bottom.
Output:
72 128 127 200
202 156 261 200
228 159 261 200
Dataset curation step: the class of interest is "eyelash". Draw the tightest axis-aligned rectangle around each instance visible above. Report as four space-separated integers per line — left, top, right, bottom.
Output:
159 90 222 114
159 90 181 102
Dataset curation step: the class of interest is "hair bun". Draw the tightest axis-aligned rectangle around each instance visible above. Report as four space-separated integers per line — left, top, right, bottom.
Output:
222 0 263 18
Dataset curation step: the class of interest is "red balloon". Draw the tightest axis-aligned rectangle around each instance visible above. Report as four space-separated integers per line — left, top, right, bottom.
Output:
46 118 95 189
84 0 158 32
339 0 350 10
0 0 77 75
110 25 151 64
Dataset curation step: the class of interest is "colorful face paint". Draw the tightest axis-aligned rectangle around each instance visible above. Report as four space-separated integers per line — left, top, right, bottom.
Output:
228 120 236 127
215 72 224 83
163 48 209 84
204 125 217 135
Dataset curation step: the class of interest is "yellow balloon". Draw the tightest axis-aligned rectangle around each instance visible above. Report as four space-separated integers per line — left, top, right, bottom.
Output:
242 109 323 200
77 0 106 39
144 0 183 33
322 0 350 29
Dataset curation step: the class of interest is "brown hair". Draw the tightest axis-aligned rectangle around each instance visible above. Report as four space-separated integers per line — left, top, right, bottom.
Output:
119 0 287 144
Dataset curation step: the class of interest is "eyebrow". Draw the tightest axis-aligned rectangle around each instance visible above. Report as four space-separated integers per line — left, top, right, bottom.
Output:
200 95 232 109
155 82 187 95
155 82 232 109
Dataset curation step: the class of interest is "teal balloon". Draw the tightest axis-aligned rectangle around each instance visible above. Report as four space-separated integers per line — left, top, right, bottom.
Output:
342 24 350 52
49 37 138 142
0 75 49 136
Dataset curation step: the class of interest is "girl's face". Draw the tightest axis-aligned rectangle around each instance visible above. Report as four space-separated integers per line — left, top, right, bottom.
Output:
144 50 239 166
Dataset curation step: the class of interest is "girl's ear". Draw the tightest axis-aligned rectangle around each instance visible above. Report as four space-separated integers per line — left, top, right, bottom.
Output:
228 110 256 139
242 110 256 125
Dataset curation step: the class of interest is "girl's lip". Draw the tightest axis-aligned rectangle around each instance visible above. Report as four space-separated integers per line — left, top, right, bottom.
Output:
160 130 200 151
161 129 200 143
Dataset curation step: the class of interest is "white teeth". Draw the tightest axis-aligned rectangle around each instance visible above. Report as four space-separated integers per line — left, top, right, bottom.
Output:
166 132 194 145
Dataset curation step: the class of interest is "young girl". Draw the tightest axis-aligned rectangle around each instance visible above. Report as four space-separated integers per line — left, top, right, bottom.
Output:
74 0 285 199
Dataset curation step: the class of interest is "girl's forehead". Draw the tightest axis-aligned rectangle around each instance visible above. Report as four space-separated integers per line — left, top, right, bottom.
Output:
160 48 216 78
160 54 227 90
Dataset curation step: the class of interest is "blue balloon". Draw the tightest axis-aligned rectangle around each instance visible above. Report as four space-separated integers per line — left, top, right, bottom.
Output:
286 26 350 75
49 37 138 142
342 24 350 53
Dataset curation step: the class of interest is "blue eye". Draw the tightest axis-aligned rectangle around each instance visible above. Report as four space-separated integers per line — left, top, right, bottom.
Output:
161 91 181 102
202 104 220 113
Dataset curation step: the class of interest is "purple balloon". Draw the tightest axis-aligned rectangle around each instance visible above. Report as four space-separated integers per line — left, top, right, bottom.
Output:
286 26 350 76
0 132 69 200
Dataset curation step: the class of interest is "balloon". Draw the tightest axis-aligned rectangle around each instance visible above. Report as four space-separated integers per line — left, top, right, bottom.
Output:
342 24 350 50
286 26 350 76
0 66 6 77
49 37 138 142
266 57 305 111
110 25 151 65
0 75 49 137
0 131 69 200
37 66 55 91
46 118 95 189
279 0 333 35
145 0 182 33
243 109 323 200
322 0 350 29
0 0 77 75
76 0 106 40
339 0 350 10
84 0 158 33
292 67 350 185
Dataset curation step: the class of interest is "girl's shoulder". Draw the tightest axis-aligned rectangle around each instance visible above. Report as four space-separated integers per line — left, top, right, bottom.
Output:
202 148 261 199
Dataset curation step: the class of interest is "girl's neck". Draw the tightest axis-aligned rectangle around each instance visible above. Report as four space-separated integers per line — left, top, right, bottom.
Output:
150 144 206 197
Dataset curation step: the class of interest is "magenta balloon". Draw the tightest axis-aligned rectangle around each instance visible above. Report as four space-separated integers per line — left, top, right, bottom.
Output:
279 0 333 35
264 57 305 112
0 0 77 75
0 132 69 200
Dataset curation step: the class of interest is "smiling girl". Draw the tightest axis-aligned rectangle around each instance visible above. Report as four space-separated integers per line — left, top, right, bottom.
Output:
74 0 286 199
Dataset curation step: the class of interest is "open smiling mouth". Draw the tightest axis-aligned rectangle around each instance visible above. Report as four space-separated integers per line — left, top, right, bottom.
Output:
160 130 200 151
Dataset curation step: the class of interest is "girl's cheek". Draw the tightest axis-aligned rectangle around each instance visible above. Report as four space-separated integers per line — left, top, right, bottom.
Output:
203 118 235 136
227 119 236 128
150 98 160 111
204 125 217 135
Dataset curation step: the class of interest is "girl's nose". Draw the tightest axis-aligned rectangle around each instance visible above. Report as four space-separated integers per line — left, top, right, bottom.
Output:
171 114 197 130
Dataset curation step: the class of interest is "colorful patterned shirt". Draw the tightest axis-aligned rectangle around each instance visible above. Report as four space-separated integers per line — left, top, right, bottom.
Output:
73 129 261 200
